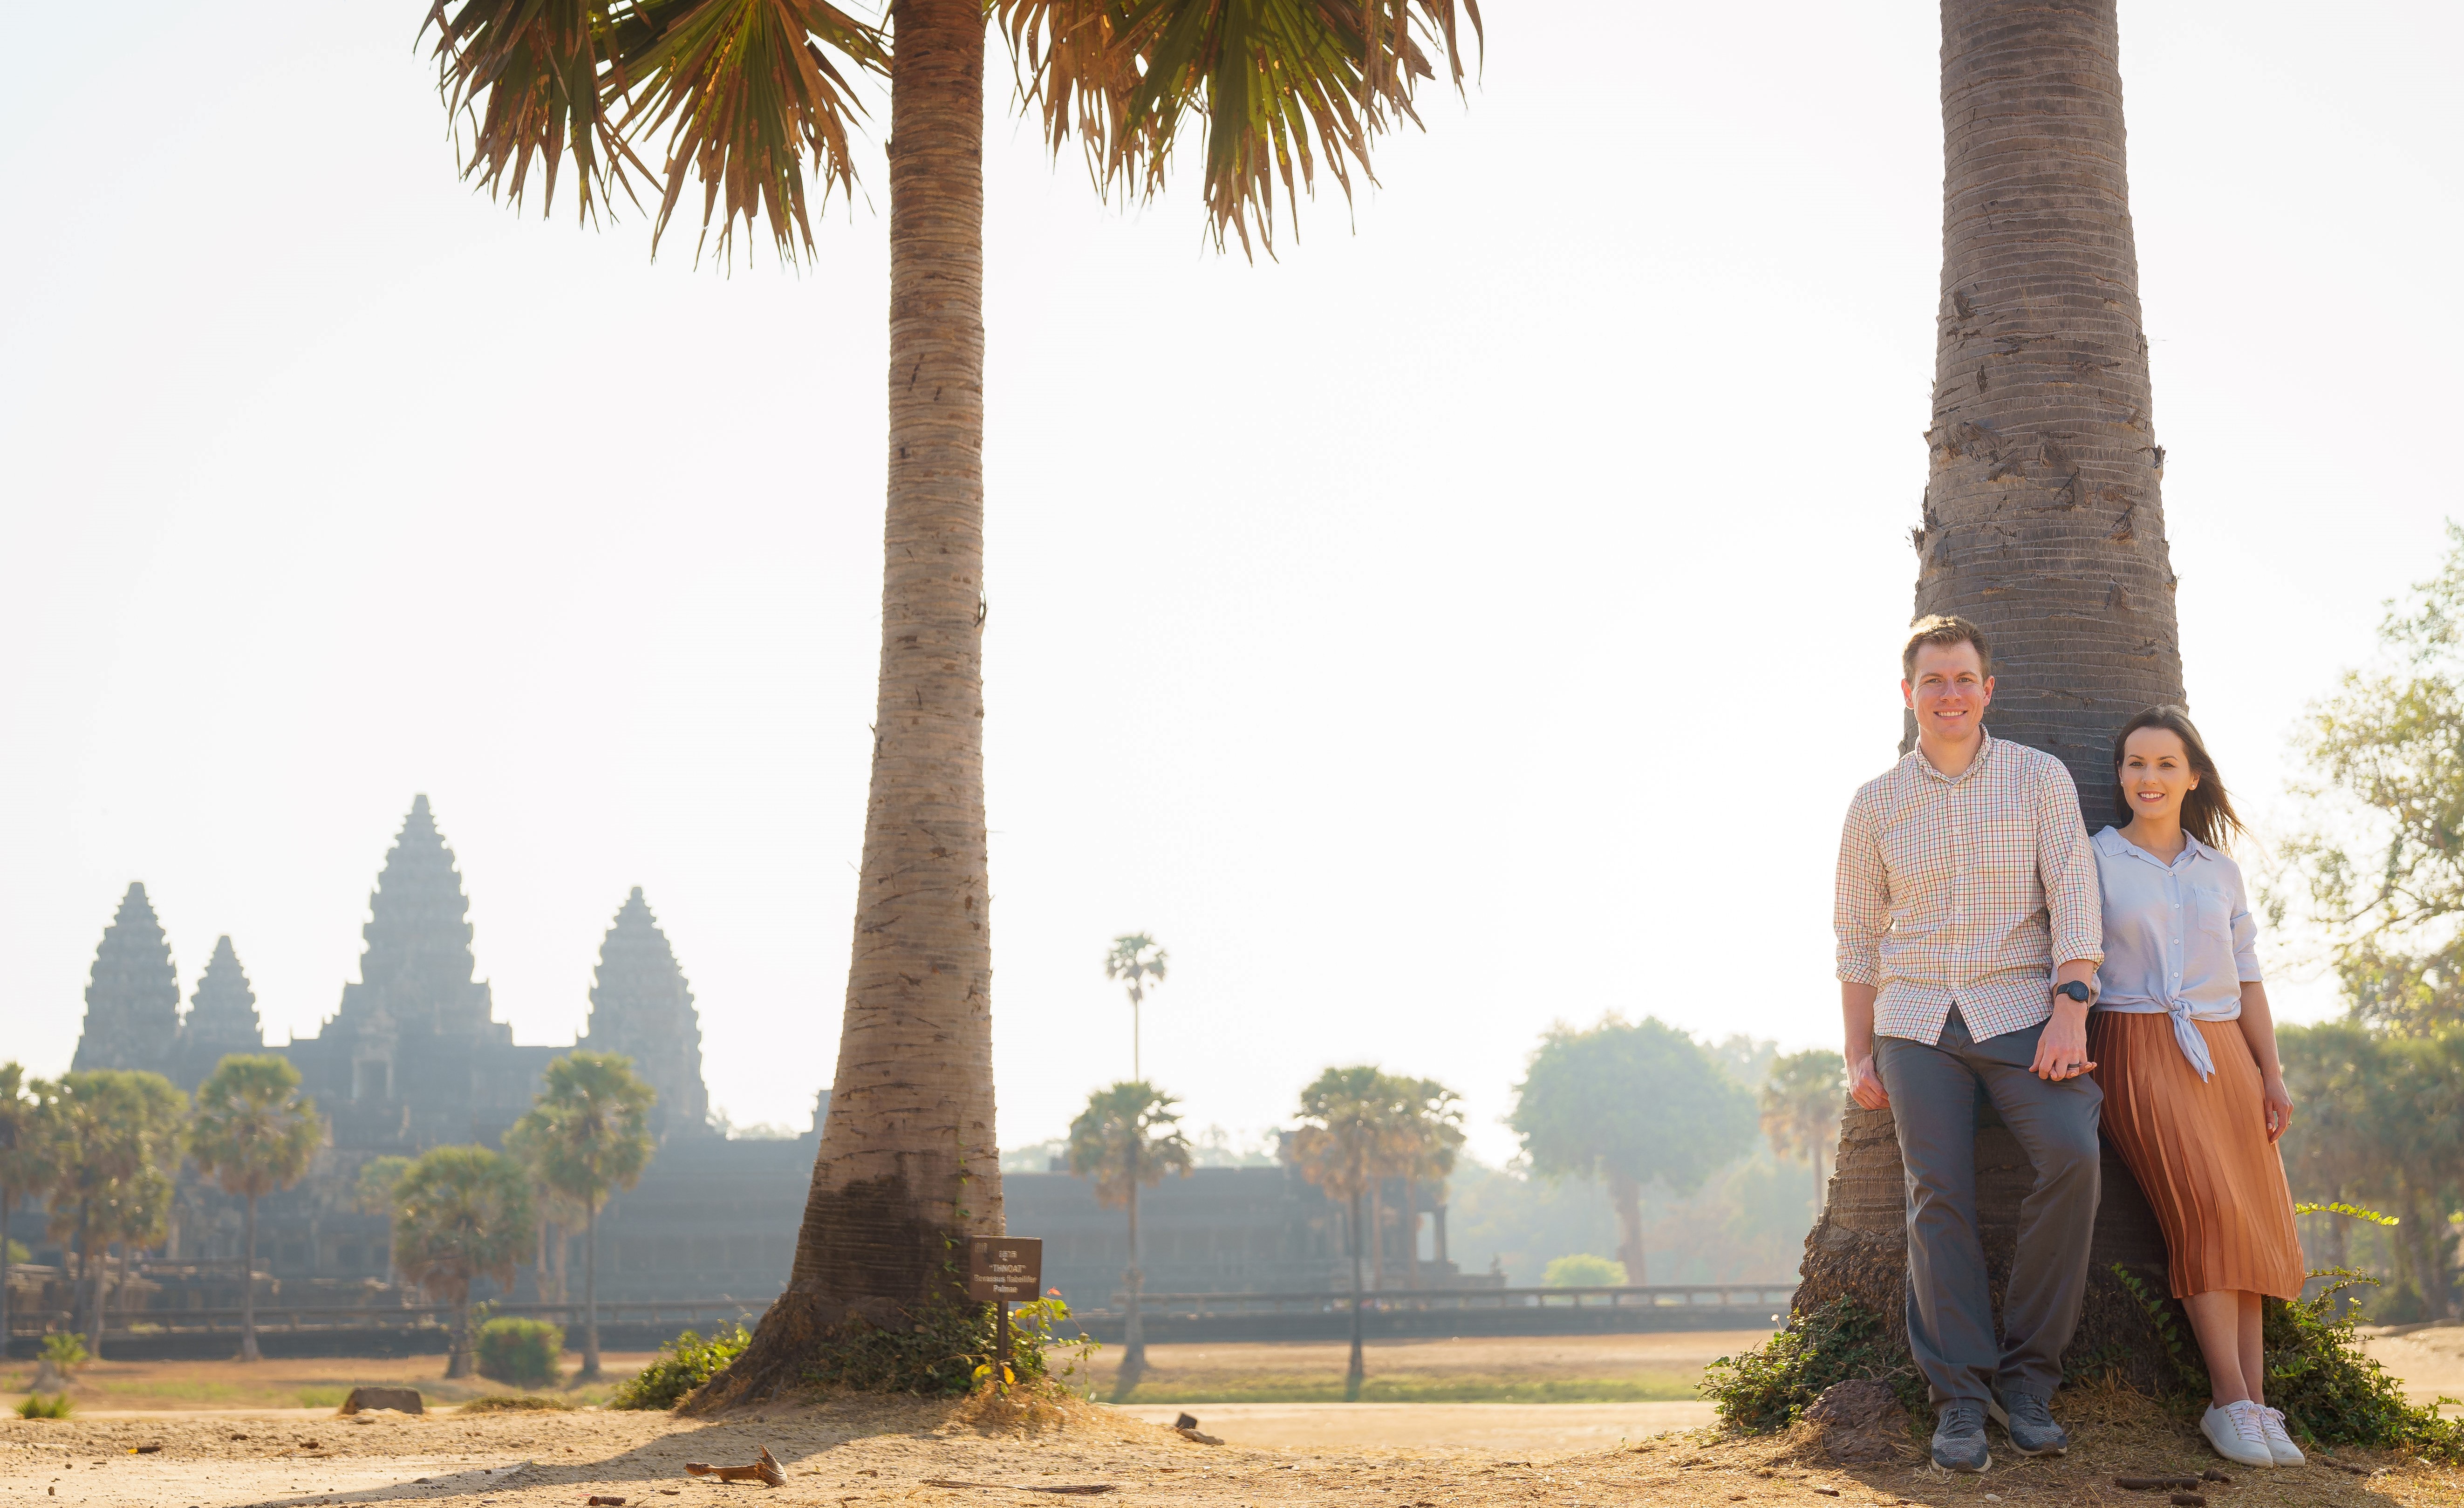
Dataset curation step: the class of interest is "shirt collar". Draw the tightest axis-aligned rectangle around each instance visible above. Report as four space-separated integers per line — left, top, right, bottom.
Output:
2096 824 2213 868
1911 729 1997 785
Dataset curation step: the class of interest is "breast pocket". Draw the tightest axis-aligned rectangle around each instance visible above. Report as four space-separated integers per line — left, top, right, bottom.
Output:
2182 883 2235 986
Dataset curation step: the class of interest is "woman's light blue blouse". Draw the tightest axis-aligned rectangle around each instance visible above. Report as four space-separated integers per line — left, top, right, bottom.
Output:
2091 826 2262 1078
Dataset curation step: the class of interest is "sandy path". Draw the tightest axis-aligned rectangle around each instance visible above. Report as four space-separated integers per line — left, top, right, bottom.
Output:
1113 1399 1717 1449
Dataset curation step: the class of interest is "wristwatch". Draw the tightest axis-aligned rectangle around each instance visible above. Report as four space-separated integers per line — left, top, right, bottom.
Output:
2055 980 2095 1005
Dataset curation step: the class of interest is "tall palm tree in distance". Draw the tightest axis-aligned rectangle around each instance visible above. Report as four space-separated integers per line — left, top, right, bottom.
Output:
507 1051 658 1381
1755 1049 1843 1217
420 0 1478 1406
45 1070 186 1358
188 1056 324 1363
0 1065 61 1364
1065 1080 1193 1394
1290 1065 1406 1401
1799 0 2185 1378
392 1145 538 1378
1104 934 1169 1082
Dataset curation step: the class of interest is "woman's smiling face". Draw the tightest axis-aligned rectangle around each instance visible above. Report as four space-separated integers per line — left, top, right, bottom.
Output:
2119 725 2199 825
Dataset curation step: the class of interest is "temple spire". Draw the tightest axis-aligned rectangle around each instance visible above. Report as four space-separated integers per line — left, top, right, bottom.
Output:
580 887 710 1139
175 935 266 1087
334 794 503 1041
71 882 179 1076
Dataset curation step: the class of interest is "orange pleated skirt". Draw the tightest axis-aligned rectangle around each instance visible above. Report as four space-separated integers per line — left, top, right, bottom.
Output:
2088 1012 2306 1300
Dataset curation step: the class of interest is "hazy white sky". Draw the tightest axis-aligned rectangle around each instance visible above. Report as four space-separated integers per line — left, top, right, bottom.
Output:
2 2 2457 1166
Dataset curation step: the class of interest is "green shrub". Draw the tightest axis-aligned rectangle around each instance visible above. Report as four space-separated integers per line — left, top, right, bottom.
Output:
1701 1297 1923 1433
473 1317 565 1390
1542 1254 1628 1288
2266 1272 2462 1458
612 1322 752 1411
4 1238 27 1265
40 1334 89 1373
14 1393 73 1420
806 1296 1094 1398
459 1393 573 1413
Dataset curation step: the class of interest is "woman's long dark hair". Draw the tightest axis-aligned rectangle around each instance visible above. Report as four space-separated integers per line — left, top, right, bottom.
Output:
2111 705 2246 850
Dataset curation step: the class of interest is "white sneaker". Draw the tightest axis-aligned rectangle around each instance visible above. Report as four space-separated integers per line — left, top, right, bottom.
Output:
2256 1406 2306 1467
2201 1402 2275 1468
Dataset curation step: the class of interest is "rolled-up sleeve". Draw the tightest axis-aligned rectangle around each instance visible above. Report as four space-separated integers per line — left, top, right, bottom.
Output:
2034 762 2103 966
2229 869 2263 982
1835 791 1887 985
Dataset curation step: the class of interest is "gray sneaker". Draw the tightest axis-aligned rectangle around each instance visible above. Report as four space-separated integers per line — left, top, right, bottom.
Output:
1932 1399 1991 1473
1987 1390 2070 1456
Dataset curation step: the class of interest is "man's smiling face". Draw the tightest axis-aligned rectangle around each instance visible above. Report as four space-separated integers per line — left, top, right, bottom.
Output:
1904 640 1993 745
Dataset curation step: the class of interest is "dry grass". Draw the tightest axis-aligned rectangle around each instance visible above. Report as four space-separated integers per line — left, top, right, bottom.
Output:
0 1351 658 1412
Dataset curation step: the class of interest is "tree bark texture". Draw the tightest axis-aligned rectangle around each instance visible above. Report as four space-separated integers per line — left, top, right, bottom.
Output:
1800 0 2182 1393
1904 0 2184 833
689 0 996 1410
447 1295 472 1378
241 1196 260 1363
1345 1190 1365 1401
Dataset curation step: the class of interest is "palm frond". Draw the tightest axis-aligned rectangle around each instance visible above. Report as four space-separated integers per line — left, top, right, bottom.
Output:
611 0 887 264
423 0 643 221
1001 0 1481 255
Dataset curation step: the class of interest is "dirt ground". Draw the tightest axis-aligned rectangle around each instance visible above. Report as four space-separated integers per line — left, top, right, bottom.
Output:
0 1354 662 1413
0 1386 2454 1508
1088 1330 1775 1405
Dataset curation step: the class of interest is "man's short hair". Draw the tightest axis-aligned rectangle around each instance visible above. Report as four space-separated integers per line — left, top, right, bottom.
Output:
1902 614 1992 681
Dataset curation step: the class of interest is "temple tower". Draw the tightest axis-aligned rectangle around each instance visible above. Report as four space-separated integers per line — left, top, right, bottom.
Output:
580 888 710 1140
334 795 505 1043
176 935 267 1088
71 882 179 1076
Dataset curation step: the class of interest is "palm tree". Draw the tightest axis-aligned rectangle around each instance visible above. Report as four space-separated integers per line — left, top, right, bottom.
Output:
1103 935 1170 1083
1756 1049 1844 1216
0 1065 62 1363
1289 1065 1406 1401
1509 1017 1756 1287
419 0 1478 1405
1390 1077 1463 1288
188 1055 325 1362
506 1051 657 1380
44 1071 186 1357
392 1145 538 1378
1798 0 2187 1376
1065 1080 1192 1392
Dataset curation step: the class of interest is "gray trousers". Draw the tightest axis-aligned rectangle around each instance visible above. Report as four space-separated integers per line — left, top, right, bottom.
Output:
1873 1009 2102 1407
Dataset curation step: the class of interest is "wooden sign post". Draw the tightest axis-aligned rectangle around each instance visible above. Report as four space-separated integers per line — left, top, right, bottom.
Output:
967 1236 1043 1368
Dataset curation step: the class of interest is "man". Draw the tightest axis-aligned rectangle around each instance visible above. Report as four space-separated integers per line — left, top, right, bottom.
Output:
1835 614 2105 1472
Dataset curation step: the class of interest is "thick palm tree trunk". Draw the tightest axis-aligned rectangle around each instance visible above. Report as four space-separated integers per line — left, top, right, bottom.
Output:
241 1195 260 1363
1119 1180 1145 1389
688 0 996 1409
581 1203 601 1379
1345 1189 1365 1401
447 1293 472 1379
1797 0 2177 1385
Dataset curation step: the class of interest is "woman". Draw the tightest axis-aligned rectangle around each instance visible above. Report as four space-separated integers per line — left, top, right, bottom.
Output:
2089 706 2304 1469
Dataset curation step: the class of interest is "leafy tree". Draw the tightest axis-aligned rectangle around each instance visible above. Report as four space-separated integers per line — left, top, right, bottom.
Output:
1104 934 1170 1084
419 0 1477 1405
44 1071 185 1356
1542 1253 1625 1288
503 1122 589 1304
1065 1080 1192 1390
0 1065 62 1363
506 1051 656 1379
188 1055 324 1362
2279 1022 2464 1316
2280 524 2464 1035
1509 1016 1756 1286
1289 1065 1411 1400
353 1155 415 1283
392 1145 537 1378
1757 1049 1845 1216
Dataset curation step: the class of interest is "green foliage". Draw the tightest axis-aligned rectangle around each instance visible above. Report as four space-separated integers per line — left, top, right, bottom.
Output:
1511 1015 1760 1199
1758 1049 1845 1169
803 1296 1087 1399
2109 1262 2203 1391
506 1052 657 1218
1066 1083 1194 1208
14 1392 72 1419
353 1156 414 1216
46 1071 187 1253
0 1064 61 1214
390 1145 537 1311
1541 1253 1626 1288
40 1333 89 1372
611 1322 752 1411
1702 1297 1922 1433
4 1240 27 1265
188 1056 322 1202
2295 1199 2401 1226
459 1392 574 1413
473 1317 566 1389
2266 1273 2462 1458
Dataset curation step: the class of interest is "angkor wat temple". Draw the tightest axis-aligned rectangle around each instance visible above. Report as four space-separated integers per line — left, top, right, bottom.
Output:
37 796 1475 1334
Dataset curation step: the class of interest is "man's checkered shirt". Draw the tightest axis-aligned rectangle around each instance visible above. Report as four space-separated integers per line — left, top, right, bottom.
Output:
1833 732 2103 1045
